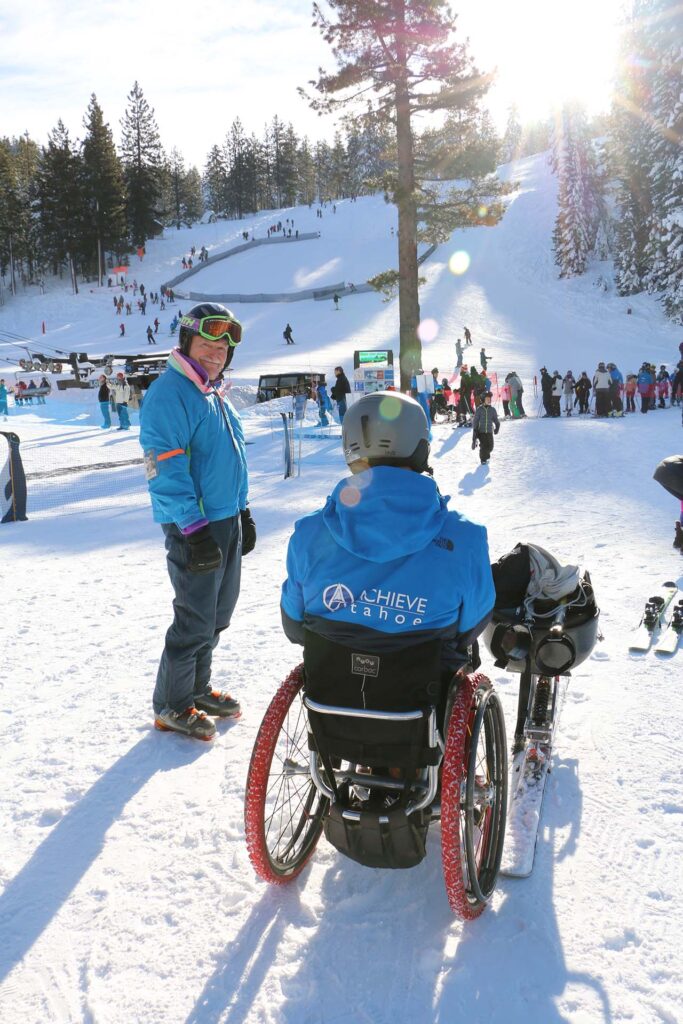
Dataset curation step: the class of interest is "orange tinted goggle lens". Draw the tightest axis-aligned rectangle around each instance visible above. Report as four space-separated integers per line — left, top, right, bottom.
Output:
201 318 242 345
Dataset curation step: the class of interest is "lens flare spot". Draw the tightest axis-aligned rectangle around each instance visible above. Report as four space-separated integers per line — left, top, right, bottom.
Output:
339 485 361 507
418 318 439 343
449 251 470 276
477 205 488 218
379 396 402 421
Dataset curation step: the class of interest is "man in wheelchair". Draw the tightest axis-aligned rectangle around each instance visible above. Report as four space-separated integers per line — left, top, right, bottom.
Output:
278 391 498 873
280 390 495 673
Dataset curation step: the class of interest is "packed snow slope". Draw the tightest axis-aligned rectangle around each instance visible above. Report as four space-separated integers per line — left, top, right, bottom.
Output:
1 152 682 1024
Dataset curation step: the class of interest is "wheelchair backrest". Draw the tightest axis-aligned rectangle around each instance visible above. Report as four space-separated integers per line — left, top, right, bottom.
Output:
303 629 443 772
302 629 443 712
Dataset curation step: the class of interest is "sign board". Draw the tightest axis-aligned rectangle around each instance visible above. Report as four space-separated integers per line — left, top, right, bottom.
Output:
353 349 395 395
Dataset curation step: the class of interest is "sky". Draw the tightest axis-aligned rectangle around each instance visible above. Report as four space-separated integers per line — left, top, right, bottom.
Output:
0 0 625 164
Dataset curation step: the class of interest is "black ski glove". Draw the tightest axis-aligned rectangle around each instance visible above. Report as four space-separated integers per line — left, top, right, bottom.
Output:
186 525 222 574
494 426 500 435
471 438 477 449
240 508 257 556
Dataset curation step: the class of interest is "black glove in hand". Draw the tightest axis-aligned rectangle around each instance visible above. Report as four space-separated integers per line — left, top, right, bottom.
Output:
494 426 500 435
187 525 222 574
471 438 477 449
240 508 257 556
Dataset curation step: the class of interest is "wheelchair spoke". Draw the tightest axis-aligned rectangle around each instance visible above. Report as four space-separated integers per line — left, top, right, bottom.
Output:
245 670 329 881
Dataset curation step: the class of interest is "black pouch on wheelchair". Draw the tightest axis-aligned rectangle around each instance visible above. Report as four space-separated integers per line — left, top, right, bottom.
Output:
303 630 442 769
324 803 429 869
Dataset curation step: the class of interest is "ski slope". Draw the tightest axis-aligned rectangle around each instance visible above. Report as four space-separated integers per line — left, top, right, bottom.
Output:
1 153 682 1024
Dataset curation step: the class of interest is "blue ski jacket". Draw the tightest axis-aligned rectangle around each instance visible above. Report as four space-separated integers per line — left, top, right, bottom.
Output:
281 466 495 666
139 350 248 530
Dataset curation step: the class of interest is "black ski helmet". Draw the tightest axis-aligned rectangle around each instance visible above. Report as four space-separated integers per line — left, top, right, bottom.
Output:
178 302 242 371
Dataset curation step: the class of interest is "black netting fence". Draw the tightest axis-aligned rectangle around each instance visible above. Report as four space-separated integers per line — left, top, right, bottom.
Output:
18 433 147 519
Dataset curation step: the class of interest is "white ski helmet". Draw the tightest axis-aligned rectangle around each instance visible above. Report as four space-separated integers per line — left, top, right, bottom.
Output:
342 391 430 473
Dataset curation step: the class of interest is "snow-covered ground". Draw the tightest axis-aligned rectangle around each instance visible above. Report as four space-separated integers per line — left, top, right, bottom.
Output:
1 153 682 1024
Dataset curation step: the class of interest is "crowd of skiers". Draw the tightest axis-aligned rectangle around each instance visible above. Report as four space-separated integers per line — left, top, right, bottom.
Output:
540 360 683 417
426 365 526 425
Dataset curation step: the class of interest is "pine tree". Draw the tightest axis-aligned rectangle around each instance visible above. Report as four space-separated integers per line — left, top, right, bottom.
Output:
120 82 163 245
3 133 41 284
305 0 496 387
35 120 85 282
640 0 683 319
609 8 655 296
297 138 317 206
183 167 204 224
163 148 187 228
0 141 21 282
501 105 523 163
203 145 229 215
314 140 333 202
551 104 605 277
224 119 248 218
81 94 127 280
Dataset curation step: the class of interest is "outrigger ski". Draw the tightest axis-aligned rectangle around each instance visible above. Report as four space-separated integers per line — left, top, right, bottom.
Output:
654 598 683 656
501 676 569 879
628 582 678 653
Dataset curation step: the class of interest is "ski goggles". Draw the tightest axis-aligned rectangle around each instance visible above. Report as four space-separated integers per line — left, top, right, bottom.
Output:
180 314 242 346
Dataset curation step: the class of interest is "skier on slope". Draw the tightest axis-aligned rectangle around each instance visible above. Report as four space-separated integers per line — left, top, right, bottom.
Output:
550 371 562 417
540 367 553 417
471 392 500 465
280 391 495 675
592 362 612 417
575 372 592 414
139 302 256 740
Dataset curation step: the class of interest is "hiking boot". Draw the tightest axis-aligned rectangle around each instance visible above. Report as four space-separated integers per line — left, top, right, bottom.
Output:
154 706 216 740
193 689 242 719
674 522 683 551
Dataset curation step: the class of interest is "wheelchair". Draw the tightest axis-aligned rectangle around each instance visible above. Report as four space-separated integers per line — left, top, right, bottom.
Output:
244 632 508 919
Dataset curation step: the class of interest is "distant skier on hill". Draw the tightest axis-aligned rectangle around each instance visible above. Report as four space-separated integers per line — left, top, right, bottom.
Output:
283 323 294 345
463 326 472 346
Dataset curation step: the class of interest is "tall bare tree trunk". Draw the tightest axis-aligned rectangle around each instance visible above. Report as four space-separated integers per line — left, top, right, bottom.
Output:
394 2 421 391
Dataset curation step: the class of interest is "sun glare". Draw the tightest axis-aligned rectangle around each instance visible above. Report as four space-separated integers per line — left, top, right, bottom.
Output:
460 0 622 125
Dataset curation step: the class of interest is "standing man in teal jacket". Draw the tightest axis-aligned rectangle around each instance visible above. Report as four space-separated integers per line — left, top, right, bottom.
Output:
140 302 256 740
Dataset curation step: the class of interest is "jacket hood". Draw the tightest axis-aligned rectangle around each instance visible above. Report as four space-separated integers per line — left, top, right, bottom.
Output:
322 465 449 563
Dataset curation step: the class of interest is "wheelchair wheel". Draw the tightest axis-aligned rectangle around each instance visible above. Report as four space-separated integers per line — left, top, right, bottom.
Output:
244 665 329 884
441 674 507 919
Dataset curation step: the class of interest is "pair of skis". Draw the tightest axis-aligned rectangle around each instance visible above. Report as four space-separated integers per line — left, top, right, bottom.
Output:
628 582 682 655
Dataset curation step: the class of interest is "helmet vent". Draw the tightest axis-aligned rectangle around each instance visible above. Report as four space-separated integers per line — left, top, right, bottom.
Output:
360 414 372 449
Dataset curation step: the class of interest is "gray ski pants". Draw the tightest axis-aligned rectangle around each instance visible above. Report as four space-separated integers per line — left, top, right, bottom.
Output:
153 516 242 714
